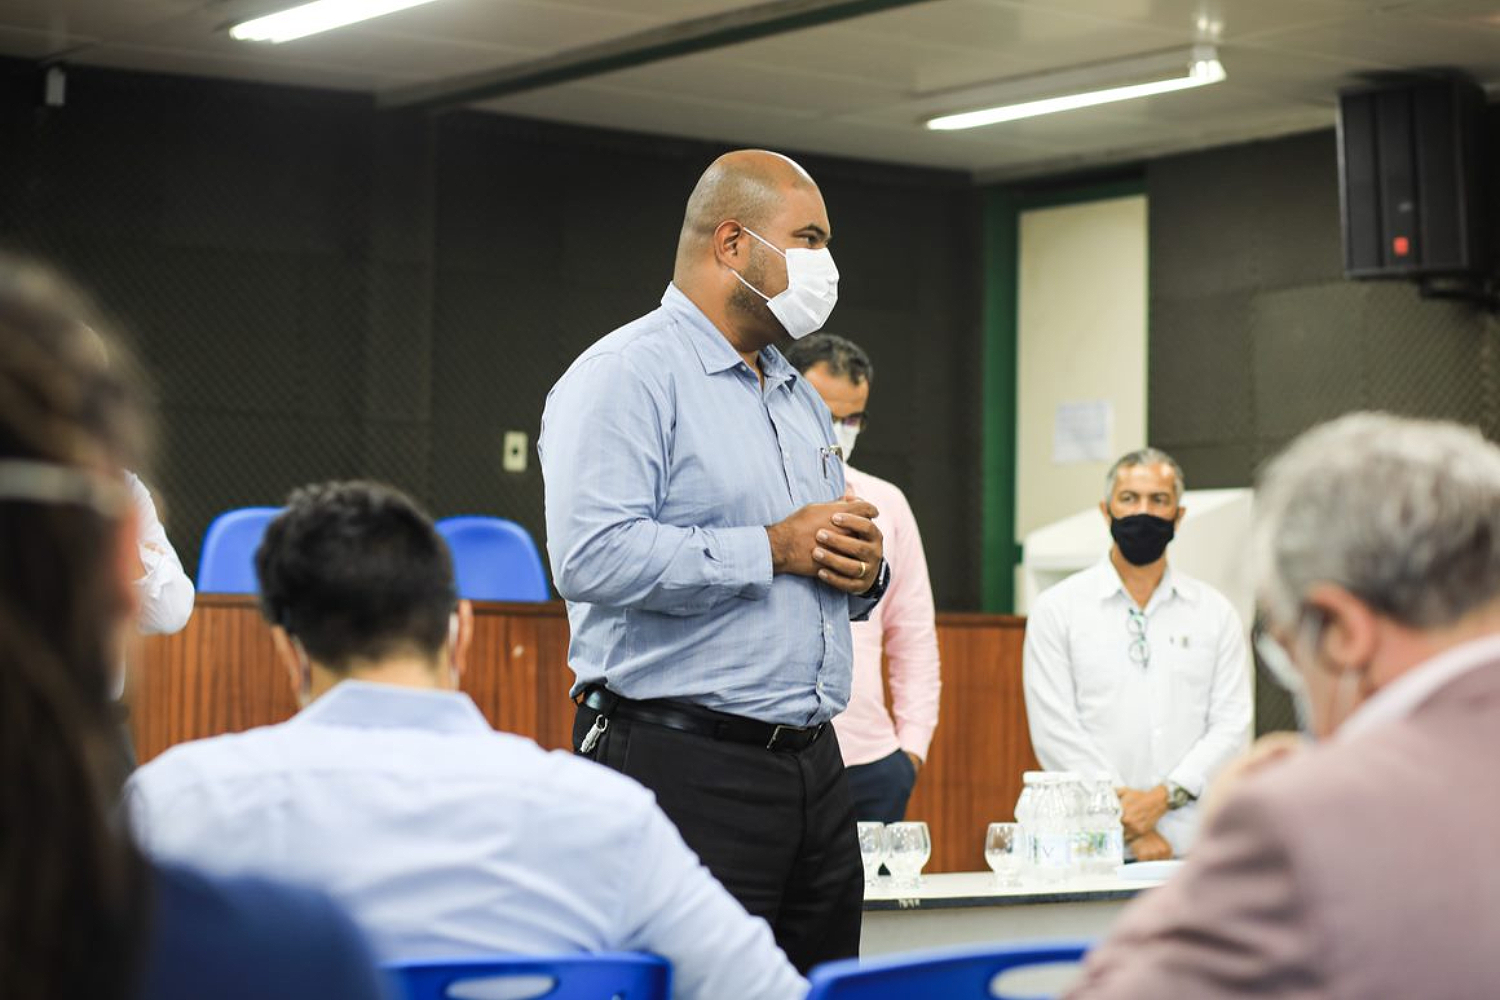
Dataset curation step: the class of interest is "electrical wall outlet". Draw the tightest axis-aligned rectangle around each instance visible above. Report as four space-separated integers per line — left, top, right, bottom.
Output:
502 431 528 473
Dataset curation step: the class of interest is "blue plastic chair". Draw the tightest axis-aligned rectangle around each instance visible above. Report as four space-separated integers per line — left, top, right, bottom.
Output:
436 516 550 602
384 953 671 1000
195 506 281 594
807 941 1092 1000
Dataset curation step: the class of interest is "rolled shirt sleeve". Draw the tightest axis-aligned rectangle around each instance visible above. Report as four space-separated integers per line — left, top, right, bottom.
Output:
879 494 941 761
130 473 195 636
1165 607 1253 798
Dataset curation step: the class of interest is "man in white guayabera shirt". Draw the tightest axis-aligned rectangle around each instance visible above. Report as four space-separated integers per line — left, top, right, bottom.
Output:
1024 448 1251 860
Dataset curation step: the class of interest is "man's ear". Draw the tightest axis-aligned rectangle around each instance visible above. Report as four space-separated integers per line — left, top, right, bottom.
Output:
1303 584 1378 675
714 219 745 267
1099 500 1112 525
450 600 474 681
1174 505 1187 528
270 626 306 696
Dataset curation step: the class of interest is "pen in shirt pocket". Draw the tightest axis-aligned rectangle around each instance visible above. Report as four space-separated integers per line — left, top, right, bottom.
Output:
819 444 843 480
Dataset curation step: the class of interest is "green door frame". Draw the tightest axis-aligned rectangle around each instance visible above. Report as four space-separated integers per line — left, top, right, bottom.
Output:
980 177 1146 614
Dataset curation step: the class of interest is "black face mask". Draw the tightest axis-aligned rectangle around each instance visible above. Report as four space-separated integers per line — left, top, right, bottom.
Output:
1110 513 1176 566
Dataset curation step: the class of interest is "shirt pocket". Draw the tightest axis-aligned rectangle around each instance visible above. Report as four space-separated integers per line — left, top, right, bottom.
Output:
1154 629 1217 715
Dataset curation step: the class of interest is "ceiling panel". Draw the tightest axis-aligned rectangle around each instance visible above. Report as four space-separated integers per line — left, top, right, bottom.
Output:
0 0 1496 178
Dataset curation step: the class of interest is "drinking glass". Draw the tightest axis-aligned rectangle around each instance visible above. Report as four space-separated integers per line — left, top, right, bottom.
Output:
885 821 932 889
984 822 1024 887
856 822 887 885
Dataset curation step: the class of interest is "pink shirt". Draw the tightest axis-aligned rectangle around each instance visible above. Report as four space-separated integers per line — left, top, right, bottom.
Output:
833 465 942 766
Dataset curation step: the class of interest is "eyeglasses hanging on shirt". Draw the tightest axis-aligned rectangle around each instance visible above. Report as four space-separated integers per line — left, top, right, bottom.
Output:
1126 608 1150 669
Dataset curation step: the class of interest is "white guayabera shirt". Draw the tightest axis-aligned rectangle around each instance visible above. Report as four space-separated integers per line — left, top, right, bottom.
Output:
128 472 194 635
1022 558 1252 856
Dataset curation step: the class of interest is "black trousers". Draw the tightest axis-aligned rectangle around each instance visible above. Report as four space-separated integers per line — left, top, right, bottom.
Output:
844 748 918 824
574 701 863 974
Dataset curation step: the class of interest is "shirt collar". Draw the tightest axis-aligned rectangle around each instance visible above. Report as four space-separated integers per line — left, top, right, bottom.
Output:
1093 556 1199 607
660 283 796 388
1336 633 1500 742
292 679 493 735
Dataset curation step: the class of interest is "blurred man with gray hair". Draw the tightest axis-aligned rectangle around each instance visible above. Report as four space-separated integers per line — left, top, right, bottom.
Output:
1024 447 1251 859
1070 413 1500 998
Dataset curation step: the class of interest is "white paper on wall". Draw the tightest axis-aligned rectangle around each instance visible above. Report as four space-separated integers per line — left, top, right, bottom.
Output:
1052 399 1113 465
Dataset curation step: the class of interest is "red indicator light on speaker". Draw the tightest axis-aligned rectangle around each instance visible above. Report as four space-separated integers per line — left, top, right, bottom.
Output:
1393 236 1410 256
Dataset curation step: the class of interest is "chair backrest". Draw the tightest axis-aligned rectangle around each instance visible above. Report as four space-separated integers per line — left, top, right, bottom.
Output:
806 941 1092 1000
384 953 671 1000
195 506 281 594
435 516 549 602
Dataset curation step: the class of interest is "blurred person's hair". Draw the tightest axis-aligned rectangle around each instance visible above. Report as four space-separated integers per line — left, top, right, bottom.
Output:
256 481 457 670
0 254 150 998
781 333 874 385
1253 412 1500 630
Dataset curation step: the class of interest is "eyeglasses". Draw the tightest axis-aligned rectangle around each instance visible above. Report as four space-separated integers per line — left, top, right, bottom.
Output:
833 413 868 433
1126 608 1149 668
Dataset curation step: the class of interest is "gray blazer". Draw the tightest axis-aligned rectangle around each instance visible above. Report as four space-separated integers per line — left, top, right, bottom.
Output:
1068 660 1500 999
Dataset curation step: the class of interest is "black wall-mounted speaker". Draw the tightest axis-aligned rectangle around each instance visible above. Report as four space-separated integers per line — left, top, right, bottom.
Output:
1337 76 1486 279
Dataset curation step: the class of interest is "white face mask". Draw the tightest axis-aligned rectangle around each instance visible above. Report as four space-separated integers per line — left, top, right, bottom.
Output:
730 226 839 340
833 422 860 461
1255 614 1364 742
1254 630 1317 739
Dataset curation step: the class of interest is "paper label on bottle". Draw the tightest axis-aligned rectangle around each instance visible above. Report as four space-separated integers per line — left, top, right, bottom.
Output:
1032 833 1072 869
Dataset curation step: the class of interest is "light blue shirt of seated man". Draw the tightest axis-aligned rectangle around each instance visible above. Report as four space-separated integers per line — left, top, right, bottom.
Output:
126 479 805 1000
127 680 806 1000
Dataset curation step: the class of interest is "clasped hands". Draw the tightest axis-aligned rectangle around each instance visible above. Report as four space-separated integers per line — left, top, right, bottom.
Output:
766 491 883 595
1116 784 1173 862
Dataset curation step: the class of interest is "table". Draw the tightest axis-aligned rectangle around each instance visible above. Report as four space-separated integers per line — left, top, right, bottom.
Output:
860 871 1152 957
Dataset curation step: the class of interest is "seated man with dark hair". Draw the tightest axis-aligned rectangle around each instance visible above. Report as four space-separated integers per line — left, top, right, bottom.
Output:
127 481 806 1000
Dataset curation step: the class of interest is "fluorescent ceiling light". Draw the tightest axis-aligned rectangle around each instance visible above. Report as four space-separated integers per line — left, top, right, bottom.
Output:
230 0 442 43
926 48 1226 131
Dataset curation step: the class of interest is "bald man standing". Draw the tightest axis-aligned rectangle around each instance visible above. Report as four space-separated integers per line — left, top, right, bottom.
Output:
539 150 887 969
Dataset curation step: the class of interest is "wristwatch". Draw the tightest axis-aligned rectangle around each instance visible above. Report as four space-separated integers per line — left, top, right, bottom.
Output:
1165 781 1195 810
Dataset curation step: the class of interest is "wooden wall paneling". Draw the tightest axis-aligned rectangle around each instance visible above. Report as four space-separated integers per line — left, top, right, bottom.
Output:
130 595 296 764
905 614 1038 873
458 603 574 748
457 606 512 732
505 610 576 752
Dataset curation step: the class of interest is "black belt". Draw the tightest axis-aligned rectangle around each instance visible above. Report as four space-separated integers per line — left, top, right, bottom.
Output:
582 687 826 753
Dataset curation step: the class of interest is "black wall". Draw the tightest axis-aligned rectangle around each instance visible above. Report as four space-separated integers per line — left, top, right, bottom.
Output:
1147 119 1500 485
0 61 985 609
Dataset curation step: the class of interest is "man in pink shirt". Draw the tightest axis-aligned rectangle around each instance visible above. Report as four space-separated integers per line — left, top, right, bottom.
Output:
784 334 942 822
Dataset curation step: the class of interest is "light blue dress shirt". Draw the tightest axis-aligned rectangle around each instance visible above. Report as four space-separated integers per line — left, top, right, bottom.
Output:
539 283 876 726
126 682 807 1000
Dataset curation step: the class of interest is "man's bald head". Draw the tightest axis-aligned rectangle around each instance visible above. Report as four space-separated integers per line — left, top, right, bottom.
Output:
676 150 819 265
670 150 831 355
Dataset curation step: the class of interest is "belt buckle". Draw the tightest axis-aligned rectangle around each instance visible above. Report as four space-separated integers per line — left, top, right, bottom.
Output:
766 723 808 751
